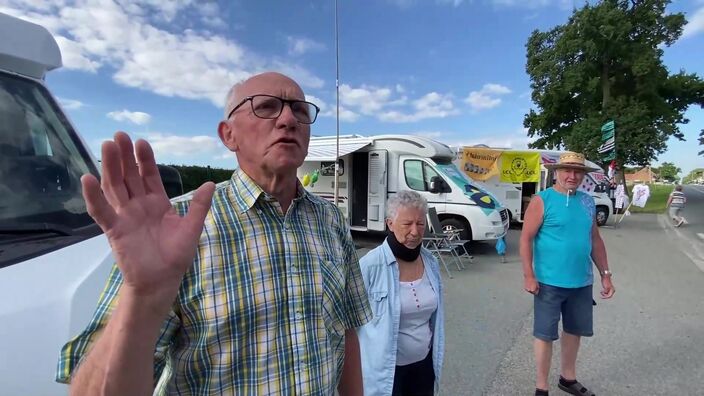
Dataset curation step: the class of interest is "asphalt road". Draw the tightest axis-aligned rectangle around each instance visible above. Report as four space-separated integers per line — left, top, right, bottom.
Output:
354 213 704 395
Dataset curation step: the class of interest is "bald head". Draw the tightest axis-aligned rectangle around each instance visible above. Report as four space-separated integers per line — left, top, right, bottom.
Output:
223 72 304 119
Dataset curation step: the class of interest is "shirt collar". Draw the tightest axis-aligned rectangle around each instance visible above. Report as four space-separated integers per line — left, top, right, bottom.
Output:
228 167 311 214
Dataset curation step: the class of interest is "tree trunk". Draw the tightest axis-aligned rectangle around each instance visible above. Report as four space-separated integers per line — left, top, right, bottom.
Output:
601 59 610 111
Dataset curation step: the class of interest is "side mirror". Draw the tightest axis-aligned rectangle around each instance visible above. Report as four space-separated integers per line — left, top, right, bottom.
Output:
157 164 184 198
429 176 449 194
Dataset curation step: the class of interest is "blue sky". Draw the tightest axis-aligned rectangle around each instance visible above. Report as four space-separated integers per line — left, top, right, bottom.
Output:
2 0 703 176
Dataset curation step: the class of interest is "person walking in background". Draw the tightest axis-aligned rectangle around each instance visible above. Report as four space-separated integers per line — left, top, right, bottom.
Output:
667 185 687 227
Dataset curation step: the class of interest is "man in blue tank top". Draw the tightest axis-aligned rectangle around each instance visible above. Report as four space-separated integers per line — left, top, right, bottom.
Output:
520 152 615 396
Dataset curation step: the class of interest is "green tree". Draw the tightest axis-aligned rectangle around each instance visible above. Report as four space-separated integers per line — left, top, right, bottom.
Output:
683 168 704 184
657 161 680 182
524 0 704 169
698 129 703 156
164 164 235 194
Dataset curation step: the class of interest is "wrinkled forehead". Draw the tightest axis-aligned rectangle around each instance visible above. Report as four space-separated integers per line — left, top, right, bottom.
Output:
393 205 427 220
237 74 305 100
557 167 586 175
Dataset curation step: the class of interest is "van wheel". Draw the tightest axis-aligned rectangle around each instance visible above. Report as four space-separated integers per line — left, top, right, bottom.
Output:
596 206 609 226
440 218 472 243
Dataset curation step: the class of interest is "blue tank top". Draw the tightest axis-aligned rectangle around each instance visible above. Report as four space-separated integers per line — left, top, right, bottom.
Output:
534 188 595 288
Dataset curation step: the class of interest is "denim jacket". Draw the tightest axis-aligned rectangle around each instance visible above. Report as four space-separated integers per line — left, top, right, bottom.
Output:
356 240 445 396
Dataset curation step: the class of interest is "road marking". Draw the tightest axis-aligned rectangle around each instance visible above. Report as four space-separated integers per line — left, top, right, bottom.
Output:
688 186 704 195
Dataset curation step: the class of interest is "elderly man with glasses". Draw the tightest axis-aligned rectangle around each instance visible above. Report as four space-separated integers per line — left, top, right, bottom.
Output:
56 72 372 396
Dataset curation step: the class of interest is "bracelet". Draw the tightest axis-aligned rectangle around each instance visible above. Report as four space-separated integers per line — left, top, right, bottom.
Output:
600 269 612 277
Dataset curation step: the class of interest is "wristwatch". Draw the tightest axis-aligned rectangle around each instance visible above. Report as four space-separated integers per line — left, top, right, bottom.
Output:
600 269 613 277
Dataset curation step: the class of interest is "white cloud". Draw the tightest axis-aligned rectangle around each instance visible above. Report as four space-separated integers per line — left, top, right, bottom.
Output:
447 128 534 149
54 36 101 72
379 92 459 122
107 110 152 125
308 94 360 122
287 36 326 56
89 131 234 167
0 0 323 108
340 84 394 115
145 132 221 157
683 6 704 39
58 97 85 110
465 83 512 112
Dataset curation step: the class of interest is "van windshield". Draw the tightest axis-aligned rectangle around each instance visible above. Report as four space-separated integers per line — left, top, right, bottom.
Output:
0 72 101 266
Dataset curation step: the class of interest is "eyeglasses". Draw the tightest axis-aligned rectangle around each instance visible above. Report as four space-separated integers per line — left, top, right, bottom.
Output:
227 94 320 124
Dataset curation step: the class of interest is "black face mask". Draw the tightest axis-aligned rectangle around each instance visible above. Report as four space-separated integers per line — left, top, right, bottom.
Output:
386 230 421 262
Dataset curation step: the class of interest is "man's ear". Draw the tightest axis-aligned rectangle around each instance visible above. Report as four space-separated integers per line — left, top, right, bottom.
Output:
385 218 393 232
218 120 238 152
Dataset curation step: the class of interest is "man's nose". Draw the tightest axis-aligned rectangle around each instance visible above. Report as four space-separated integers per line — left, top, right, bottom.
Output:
276 103 298 129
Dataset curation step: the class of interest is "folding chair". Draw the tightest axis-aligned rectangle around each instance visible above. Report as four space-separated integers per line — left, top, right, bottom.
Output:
422 225 461 279
426 207 473 268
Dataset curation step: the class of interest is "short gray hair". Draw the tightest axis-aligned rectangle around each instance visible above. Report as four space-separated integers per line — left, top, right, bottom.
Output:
223 82 244 119
386 190 428 220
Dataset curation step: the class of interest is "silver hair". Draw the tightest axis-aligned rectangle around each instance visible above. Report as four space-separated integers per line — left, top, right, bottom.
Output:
386 190 428 220
223 81 244 119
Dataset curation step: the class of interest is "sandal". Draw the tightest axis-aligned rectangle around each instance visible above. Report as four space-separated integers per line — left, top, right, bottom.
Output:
558 380 594 396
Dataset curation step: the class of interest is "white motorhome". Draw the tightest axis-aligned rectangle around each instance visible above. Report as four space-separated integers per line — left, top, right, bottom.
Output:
453 147 614 226
0 13 177 395
299 135 510 242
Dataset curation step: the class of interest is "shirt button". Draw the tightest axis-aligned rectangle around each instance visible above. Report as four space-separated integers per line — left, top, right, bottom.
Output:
291 265 297 272
295 311 303 320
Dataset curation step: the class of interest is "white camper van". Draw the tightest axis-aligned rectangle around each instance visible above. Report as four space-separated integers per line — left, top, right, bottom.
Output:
299 135 510 242
453 147 614 226
0 13 185 395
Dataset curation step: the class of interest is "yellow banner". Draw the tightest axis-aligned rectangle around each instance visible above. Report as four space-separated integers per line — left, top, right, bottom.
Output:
500 151 540 183
460 147 501 181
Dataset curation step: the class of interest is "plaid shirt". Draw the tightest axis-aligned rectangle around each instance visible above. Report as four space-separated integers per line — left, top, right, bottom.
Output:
56 168 372 395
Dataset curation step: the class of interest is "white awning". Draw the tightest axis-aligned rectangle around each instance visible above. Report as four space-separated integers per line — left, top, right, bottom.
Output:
306 141 371 161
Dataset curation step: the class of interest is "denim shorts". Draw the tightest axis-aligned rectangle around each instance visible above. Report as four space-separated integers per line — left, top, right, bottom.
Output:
533 283 593 341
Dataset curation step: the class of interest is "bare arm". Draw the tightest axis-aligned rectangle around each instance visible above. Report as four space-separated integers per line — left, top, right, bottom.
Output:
520 196 543 294
70 290 172 395
338 328 364 396
69 133 214 395
591 222 614 299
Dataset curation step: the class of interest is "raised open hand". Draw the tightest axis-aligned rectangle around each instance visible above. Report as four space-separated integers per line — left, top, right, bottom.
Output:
82 132 215 305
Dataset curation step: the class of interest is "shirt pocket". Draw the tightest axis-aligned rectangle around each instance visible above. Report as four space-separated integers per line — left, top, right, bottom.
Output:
369 290 389 324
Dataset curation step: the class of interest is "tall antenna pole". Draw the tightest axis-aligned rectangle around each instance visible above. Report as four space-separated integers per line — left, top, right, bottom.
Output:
333 0 341 207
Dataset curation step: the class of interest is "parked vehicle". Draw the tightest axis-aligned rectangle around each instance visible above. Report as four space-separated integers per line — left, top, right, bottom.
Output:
0 13 181 394
453 147 614 226
299 135 510 242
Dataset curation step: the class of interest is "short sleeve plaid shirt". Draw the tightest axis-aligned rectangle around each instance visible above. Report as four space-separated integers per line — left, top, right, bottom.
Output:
56 168 372 395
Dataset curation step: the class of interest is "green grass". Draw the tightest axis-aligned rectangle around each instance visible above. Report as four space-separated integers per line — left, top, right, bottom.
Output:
628 184 674 214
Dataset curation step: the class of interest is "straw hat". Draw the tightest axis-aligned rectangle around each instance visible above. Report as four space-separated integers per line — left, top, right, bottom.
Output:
544 152 600 172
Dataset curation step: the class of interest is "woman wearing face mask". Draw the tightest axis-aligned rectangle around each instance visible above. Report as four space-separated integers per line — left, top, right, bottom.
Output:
357 190 445 396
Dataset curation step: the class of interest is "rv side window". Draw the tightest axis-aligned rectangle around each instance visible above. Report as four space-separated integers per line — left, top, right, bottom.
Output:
405 160 425 190
403 160 444 192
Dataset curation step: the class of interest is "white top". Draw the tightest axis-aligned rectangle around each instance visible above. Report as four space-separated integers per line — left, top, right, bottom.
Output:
396 269 438 366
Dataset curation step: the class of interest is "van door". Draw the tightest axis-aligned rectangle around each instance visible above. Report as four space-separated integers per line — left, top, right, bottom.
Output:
399 156 446 213
366 150 387 231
